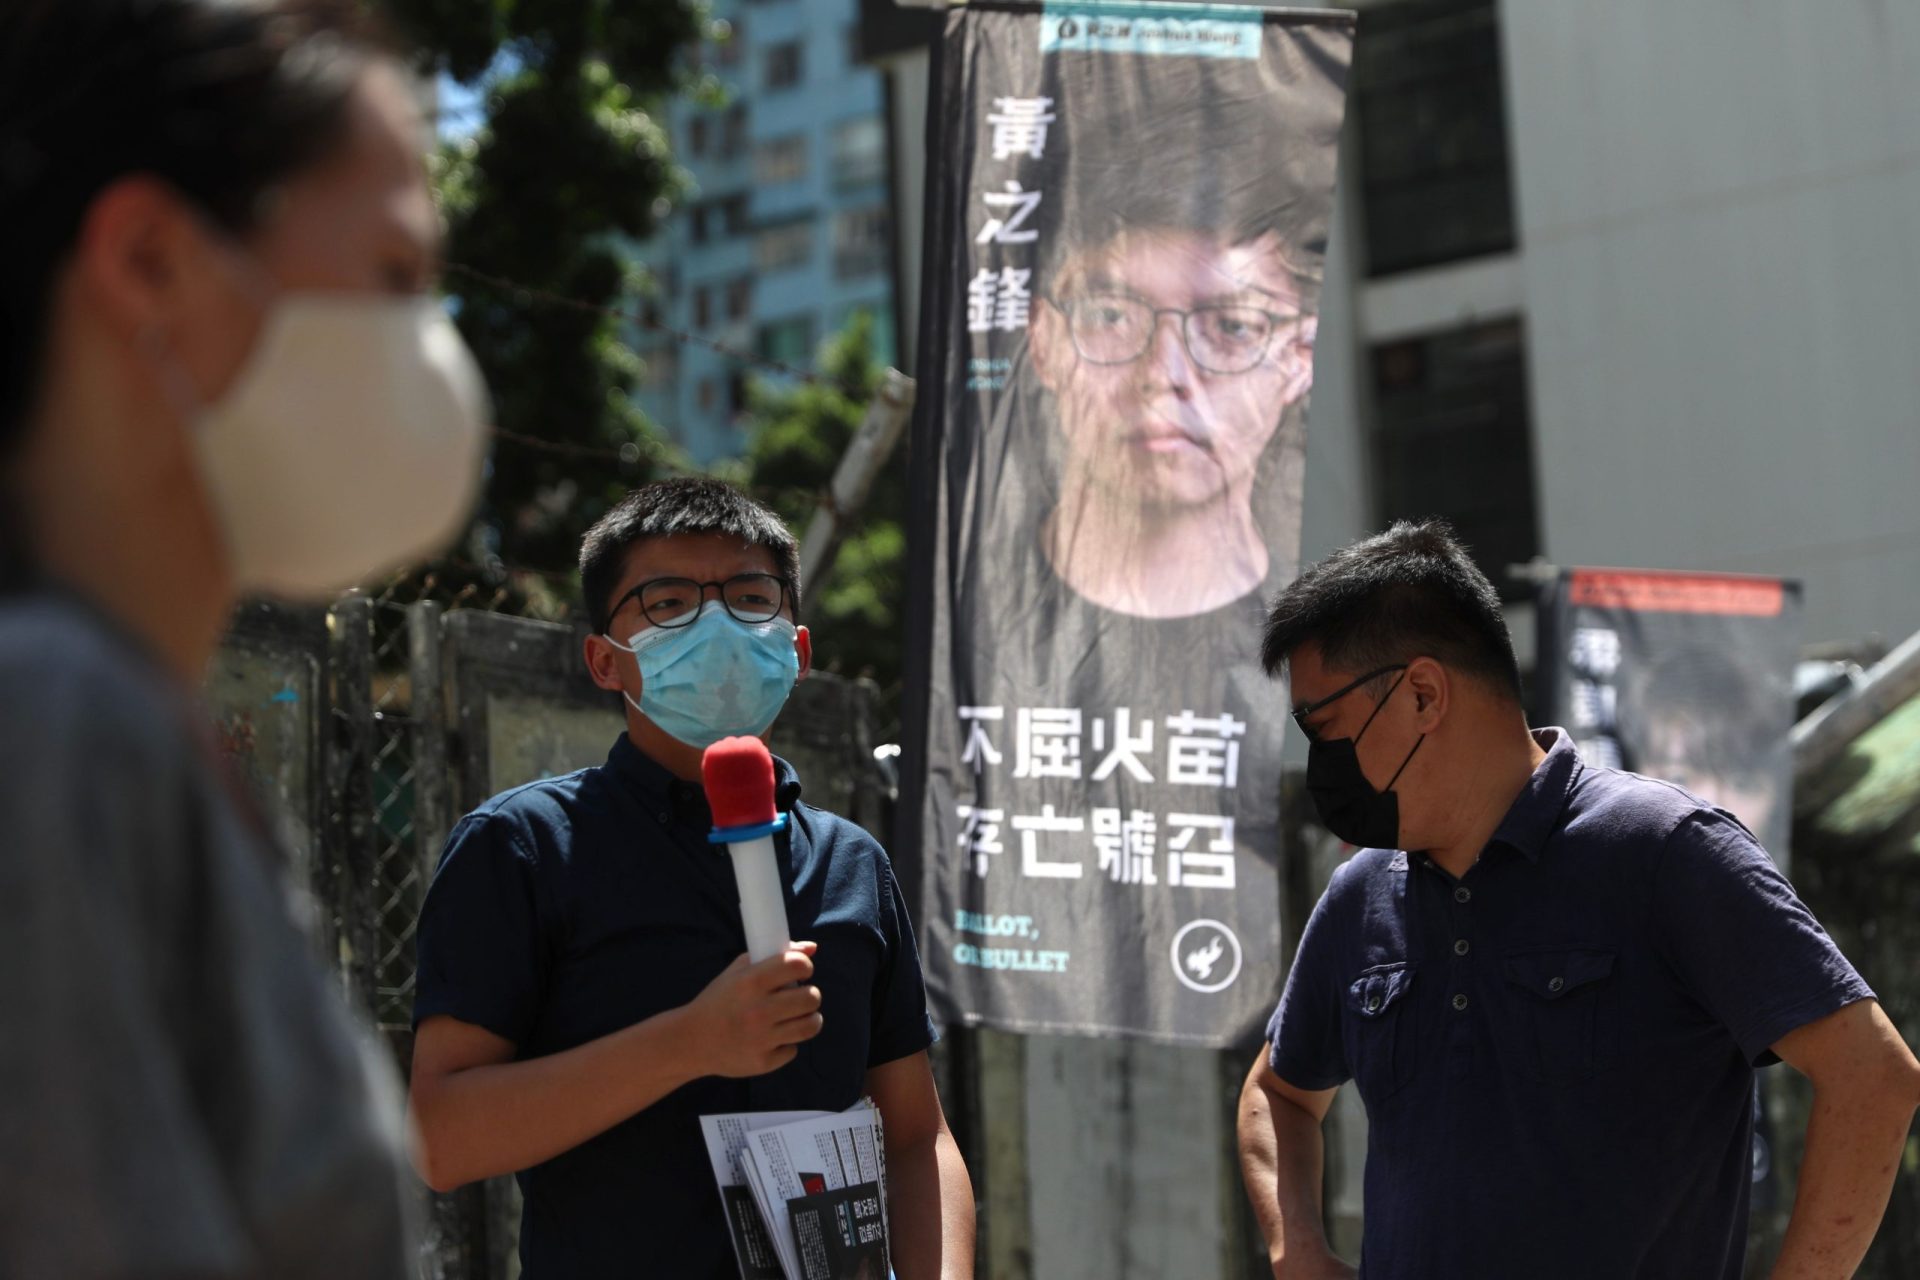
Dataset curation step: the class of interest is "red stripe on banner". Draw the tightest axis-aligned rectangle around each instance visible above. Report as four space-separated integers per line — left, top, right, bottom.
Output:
1568 570 1786 617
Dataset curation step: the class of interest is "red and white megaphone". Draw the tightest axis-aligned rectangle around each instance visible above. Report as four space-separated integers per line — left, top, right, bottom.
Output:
701 736 793 964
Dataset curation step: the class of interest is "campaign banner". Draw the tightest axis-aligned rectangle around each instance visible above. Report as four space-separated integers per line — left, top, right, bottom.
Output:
898 2 1353 1044
1536 568 1802 867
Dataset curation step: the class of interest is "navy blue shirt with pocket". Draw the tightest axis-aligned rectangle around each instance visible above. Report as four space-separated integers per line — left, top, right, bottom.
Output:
415 734 937 1279
1266 729 1873 1280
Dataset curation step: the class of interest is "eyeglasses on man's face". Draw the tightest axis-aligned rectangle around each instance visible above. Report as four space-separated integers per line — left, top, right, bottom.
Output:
611 573 791 631
1048 292 1304 376
1291 664 1408 742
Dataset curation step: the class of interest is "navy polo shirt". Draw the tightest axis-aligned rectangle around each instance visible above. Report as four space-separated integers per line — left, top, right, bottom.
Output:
1266 729 1873 1280
415 735 937 1279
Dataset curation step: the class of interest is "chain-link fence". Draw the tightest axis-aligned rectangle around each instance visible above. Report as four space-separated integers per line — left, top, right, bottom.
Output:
368 599 426 1044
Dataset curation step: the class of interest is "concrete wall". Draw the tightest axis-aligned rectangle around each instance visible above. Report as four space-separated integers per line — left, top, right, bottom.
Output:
1499 0 1920 648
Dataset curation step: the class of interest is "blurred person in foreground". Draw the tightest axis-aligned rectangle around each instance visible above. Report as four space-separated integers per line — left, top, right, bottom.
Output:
408 479 974 1278
1237 521 1920 1279
0 1 487 1275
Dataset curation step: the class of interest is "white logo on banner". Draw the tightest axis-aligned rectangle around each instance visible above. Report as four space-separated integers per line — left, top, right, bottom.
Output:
1171 919 1243 994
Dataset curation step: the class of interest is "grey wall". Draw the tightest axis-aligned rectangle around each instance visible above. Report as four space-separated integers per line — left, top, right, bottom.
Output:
1500 0 1920 647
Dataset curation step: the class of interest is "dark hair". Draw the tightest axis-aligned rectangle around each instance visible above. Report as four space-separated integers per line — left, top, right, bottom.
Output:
1029 42 1349 307
1630 647 1778 783
1262 519 1523 701
0 0 391 445
579 478 803 635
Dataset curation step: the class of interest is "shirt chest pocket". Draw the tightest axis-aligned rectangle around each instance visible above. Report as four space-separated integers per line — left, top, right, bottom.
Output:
1503 947 1617 1083
1343 962 1417 1105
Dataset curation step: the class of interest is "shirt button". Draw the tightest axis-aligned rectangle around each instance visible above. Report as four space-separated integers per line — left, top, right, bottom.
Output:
1452 993 1470 1011
1548 976 1565 993
1454 886 1472 904
1454 939 1471 956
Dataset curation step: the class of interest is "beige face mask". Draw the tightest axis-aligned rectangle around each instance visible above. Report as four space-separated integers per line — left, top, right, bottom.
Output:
180 293 490 599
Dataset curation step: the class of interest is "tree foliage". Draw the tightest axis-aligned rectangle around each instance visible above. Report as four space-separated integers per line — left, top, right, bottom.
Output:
378 0 716 600
722 314 911 703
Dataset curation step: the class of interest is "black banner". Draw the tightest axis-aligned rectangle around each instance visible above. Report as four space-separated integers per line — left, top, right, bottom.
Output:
900 2 1353 1045
1535 568 1802 865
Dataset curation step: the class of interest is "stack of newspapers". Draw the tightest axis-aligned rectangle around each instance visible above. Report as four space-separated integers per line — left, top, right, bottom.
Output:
700 1099 891 1280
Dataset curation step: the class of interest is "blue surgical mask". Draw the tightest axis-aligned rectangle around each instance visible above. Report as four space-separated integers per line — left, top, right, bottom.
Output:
607 600 801 748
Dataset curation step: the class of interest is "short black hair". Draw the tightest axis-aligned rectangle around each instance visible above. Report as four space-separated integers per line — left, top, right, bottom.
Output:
579 478 802 635
1028 43 1348 308
1262 519 1523 702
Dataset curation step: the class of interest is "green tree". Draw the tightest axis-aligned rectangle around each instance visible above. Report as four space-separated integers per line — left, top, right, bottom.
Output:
378 0 719 602
725 313 911 702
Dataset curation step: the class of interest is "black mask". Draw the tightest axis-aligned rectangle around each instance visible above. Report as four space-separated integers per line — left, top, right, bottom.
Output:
1300 667 1425 849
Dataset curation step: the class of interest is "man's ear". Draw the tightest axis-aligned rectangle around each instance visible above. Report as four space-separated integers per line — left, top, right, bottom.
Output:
794 626 813 681
1275 313 1318 406
582 632 629 695
1405 656 1449 731
1028 295 1073 394
75 175 220 343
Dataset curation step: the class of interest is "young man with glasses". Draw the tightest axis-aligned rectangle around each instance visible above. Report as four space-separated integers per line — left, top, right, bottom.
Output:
409 478 975 1278
1027 218 1316 620
1238 520 1919 1279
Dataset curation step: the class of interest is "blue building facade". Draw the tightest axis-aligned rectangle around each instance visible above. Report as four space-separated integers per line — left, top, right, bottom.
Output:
630 0 898 464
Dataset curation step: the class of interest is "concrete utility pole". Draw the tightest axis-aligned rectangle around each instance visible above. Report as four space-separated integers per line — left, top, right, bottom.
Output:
797 367 917 592
1792 627 1920 812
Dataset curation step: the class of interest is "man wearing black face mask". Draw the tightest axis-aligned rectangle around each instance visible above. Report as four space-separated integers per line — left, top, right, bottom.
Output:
1235 520 1920 1280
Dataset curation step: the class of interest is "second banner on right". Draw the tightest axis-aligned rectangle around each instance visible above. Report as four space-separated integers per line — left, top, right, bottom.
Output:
1536 568 1803 867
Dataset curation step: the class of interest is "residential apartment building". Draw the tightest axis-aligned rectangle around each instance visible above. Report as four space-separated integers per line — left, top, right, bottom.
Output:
631 0 899 463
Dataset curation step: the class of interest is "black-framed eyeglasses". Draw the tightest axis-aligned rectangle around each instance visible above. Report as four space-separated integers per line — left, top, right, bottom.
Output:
1291 664 1407 741
1046 292 1305 375
610 573 792 631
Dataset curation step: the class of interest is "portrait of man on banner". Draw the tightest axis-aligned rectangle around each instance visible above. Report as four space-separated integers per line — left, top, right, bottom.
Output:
1625 643 1790 853
966 46 1337 630
1025 132 1321 620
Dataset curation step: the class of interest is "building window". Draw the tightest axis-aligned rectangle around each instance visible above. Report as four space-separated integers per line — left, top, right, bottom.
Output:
755 219 813 272
831 116 887 191
643 346 678 390
764 40 803 91
688 115 709 158
755 134 809 186
692 195 750 245
726 276 753 322
758 316 816 368
1353 0 1517 277
1369 317 1540 599
699 379 718 413
832 206 890 280
722 104 749 159
693 285 712 329
717 19 744 67
727 371 750 417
